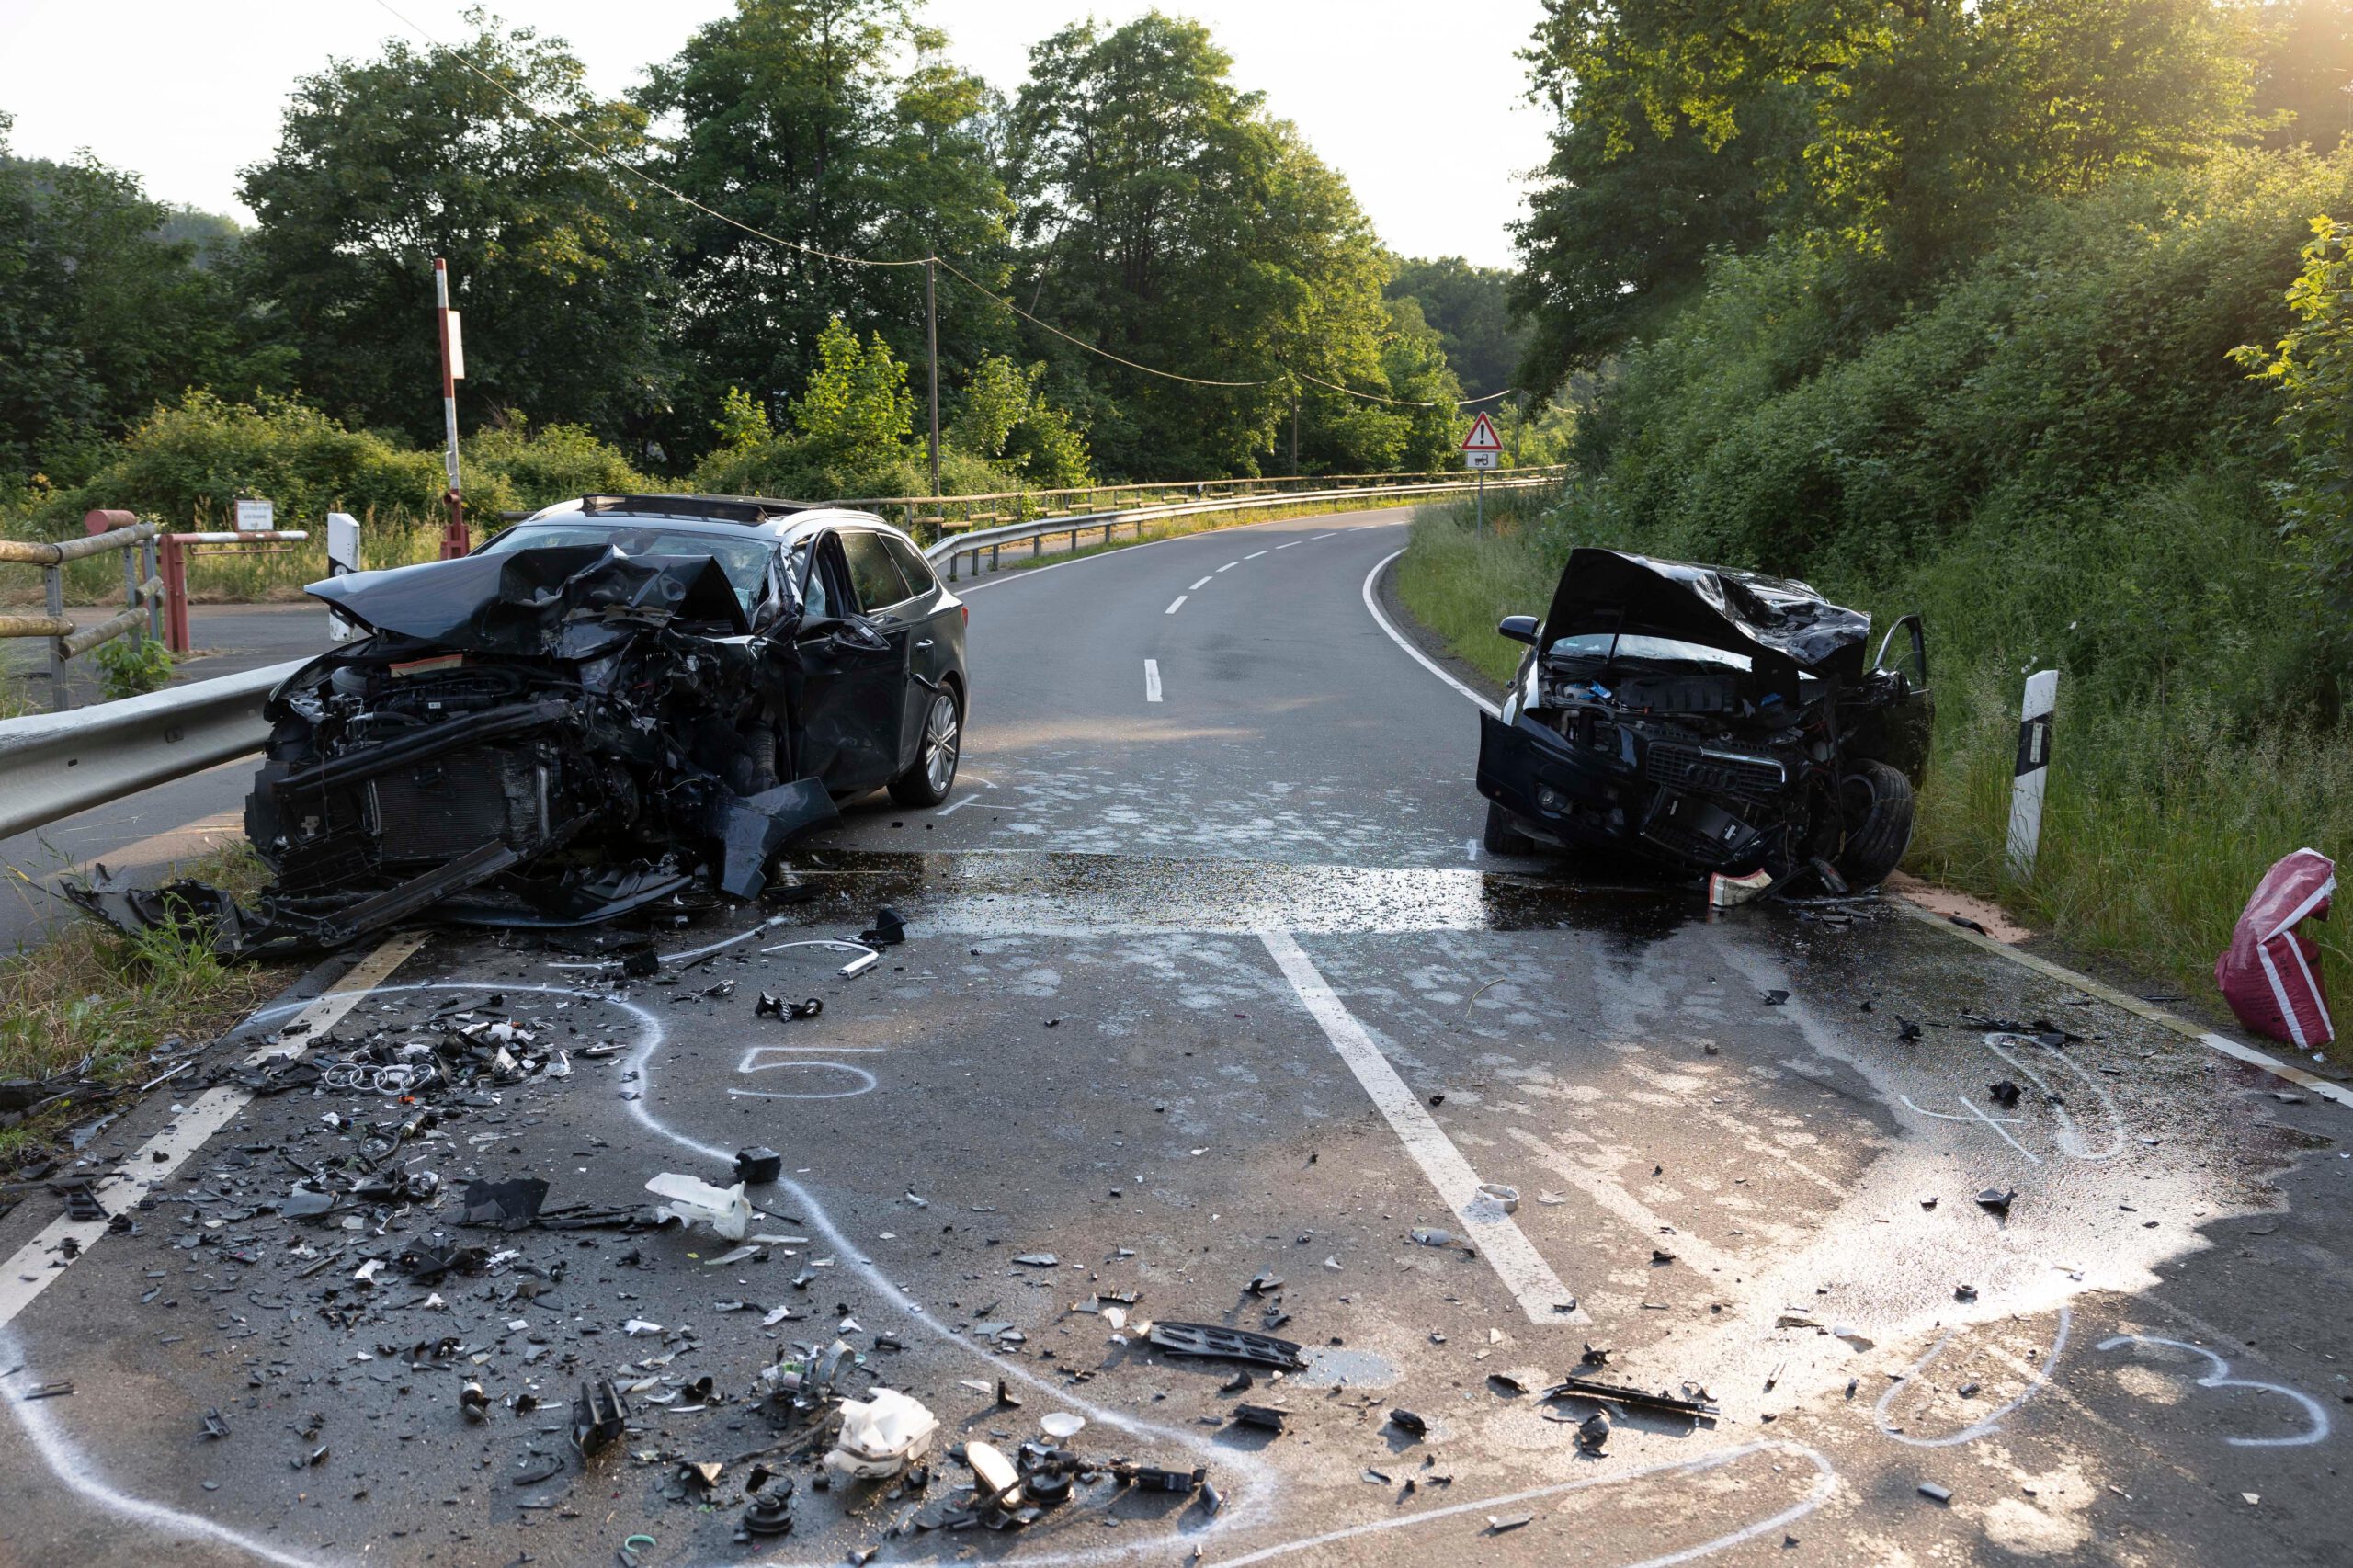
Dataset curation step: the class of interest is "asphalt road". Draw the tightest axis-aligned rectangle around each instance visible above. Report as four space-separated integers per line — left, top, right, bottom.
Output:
3 509 2349 1568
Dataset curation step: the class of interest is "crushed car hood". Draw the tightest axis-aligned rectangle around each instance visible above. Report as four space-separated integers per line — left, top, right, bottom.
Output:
307 544 755 655
1540 548 1873 681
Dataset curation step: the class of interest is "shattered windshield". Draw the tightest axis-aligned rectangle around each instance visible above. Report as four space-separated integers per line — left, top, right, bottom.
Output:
481 523 779 611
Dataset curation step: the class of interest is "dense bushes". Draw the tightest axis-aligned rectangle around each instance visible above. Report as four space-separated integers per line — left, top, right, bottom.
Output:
1405 148 2353 1018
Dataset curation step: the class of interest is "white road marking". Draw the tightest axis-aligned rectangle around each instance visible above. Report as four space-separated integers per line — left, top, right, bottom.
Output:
1216 562 1238 573
1359 550 1500 718
1165 595 1188 615
1313 530 1337 539
1188 575 1212 590
1275 541 1300 549
1876 1307 2072 1448
1245 551 1267 560
2096 1335 2330 1447
1502 1126 1742 1278
1258 927 1586 1324
1205 1439 1836 1568
1144 659 1162 702
0 933 425 1332
934 778 1000 817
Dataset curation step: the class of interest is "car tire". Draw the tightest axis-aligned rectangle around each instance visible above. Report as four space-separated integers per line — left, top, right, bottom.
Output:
889 687 961 808
1835 760 1914 888
1483 801 1539 857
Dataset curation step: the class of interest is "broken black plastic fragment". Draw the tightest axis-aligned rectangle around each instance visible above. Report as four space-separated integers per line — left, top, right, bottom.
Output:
1387 1409 1427 1437
1540 1375 1719 1419
859 906 907 946
734 1147 783 1185
571 1378 629 1456
1987 1080 2022 1108
461 1176 548 1230
1148 1321 1310 1371
1975 1187 2017 1216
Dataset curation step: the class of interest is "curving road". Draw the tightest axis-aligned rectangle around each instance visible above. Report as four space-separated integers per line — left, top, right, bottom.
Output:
2 506 2349 1568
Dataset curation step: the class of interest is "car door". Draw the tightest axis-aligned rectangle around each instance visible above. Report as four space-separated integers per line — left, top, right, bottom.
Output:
791 531 910 793
879 530 959 750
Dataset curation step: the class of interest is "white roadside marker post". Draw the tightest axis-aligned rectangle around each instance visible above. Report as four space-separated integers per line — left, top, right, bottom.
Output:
2006 669 2058 879
326 511 361 643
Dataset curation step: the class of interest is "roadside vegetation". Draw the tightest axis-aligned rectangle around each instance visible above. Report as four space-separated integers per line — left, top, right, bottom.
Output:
1404 8 2353 1037
0 842 290 1149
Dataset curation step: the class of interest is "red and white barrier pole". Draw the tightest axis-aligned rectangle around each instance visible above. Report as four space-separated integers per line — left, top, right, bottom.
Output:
435 257 468 560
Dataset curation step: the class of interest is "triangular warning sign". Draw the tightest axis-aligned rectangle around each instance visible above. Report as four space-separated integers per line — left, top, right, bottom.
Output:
1461 411 1503 451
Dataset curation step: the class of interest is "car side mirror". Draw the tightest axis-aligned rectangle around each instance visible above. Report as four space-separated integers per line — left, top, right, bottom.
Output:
1496 615 1540 646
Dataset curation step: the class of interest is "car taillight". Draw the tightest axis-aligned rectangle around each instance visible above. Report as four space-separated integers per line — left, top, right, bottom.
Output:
960 604 968 627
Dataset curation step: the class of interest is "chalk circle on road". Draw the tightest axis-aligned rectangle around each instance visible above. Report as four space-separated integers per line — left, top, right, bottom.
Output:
728 1062 880 1100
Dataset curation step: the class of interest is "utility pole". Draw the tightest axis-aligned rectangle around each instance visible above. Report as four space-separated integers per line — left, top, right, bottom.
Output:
925 257 941 498
433 257 467 559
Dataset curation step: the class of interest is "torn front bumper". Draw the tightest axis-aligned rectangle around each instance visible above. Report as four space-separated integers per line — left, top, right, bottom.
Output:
1476 710 1771 873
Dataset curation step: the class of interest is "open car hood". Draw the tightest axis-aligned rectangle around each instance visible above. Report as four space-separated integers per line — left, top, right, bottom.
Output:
1539 548 1872 681
307 544 753 654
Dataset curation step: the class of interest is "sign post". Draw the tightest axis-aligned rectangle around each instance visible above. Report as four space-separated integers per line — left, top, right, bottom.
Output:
1461 411 1503 533
434 257 468 560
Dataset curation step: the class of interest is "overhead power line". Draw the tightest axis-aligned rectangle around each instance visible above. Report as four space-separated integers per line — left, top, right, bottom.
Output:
368 0 1516 409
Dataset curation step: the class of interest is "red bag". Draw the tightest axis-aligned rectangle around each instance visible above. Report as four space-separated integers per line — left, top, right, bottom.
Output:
2215 848 2336 1049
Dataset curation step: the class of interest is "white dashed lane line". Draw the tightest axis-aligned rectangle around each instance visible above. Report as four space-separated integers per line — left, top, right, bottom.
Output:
1165 595 1188 615
1276 541 1300 549
1144 659 1163 702
1245 551 1267 560
1217 562 1239 573
1188 575 1212 590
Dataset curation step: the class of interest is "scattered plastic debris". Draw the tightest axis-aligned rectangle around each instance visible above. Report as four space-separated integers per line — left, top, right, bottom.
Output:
733 1147 783 1185
645 1173 753 1241
824 1391 939 1480
1148 1321 1309 1370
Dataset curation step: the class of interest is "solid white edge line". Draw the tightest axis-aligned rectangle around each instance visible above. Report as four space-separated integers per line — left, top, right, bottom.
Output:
1164 595 1187 615
1258 927 1586 1324
1358 544 2347 1112
0 932 426 1331
1144 659 1162 703
1359 549 1500 719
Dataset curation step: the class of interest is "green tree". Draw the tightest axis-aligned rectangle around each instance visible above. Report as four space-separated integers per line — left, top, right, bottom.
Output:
1385 256 1530 400
790 315 916 464
236 14 676 449
0 115 277 488
640 0 1013 465
1007 12 1403 476
947 354 1092 487
1514 0 2255 373
2236 213 2353 643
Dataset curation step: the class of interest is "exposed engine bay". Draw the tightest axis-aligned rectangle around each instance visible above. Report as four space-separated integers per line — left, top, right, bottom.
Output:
73 543 840 954
1476 547 1931 890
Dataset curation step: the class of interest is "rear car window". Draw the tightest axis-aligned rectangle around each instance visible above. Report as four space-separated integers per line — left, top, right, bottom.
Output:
838 529 913 611
480 522 776 610
882 534 938 596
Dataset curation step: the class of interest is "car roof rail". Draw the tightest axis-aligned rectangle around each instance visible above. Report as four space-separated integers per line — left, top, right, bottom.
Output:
576 494 812 526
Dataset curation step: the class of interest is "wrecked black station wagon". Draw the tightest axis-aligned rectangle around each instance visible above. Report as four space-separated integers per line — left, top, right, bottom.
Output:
154 495 968 952
1475 548 1930 891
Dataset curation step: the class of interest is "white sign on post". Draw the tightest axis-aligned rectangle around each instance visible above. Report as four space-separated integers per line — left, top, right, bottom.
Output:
234 497 275 533
445 310 465 381
326 511 362 643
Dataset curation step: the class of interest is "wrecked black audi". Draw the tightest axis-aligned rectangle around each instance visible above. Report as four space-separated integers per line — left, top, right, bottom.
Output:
1475 547 1929 892
81 496 968 953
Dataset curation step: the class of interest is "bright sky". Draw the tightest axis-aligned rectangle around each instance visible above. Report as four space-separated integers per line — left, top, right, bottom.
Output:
0 0 1552 268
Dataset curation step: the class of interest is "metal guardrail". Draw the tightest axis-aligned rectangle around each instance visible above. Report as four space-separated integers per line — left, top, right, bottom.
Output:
922 472 1563 579
0 512 165 710
0 658 304 843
